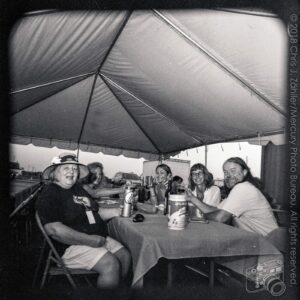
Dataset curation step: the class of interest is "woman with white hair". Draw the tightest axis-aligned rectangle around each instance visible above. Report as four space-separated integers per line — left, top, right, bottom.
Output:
36 153 131 288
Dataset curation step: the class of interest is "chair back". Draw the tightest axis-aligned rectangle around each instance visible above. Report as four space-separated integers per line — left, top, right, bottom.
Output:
35 211 65 267
272 209 289 227
266 227 288 253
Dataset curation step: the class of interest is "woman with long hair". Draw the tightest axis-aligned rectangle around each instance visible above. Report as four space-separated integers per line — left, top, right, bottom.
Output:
149 164 172 208
188 163 221 207
136 163 172 214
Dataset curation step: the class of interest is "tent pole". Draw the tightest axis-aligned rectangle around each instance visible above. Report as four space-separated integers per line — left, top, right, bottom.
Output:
159 154 164 164
204 145 208 167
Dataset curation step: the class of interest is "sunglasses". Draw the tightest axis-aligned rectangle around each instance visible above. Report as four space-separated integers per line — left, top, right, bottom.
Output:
59 154 78 163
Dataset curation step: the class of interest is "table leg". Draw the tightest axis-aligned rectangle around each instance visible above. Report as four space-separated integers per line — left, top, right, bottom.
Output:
167 261 173 288
209 260 215 288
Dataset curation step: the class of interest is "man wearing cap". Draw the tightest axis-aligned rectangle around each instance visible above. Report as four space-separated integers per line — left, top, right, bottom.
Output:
35 153 131 288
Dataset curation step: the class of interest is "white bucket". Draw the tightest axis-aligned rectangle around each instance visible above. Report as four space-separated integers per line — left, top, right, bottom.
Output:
168 194 187 230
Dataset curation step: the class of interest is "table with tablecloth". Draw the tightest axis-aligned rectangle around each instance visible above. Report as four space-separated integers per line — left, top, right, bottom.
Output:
108 214 282 287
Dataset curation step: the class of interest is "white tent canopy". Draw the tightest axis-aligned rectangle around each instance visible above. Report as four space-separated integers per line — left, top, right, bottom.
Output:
9 8 287 159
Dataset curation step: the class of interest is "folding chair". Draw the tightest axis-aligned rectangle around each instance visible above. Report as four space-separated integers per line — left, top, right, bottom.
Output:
272 208 289 228
34 211 97 289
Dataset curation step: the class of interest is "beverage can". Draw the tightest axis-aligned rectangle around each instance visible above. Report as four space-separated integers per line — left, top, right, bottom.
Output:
168 194 187 230
121 187 133 217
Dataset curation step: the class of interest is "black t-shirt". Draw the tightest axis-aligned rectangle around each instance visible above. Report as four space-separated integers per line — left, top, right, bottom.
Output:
36 182 108 255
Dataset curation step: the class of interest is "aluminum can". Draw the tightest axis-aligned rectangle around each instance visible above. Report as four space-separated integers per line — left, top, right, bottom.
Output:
168 194 187 230
121 187 133 217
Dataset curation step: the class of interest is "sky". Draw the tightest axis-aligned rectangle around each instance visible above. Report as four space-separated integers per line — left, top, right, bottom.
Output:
10 141 262 180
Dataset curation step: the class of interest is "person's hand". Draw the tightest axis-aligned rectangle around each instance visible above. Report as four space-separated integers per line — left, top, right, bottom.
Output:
90 235 106 247
185 188 199 205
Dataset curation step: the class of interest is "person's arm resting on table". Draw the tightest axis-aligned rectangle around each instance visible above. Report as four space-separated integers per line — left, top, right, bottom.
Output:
44 222 106 248
83 184 125 198
99 208 120 221
186 189 232 224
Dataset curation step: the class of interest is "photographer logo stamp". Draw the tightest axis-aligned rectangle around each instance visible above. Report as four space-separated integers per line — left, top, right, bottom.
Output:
246 259 286 296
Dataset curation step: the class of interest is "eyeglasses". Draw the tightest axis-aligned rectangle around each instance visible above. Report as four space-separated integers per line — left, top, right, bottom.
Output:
191 171 204 177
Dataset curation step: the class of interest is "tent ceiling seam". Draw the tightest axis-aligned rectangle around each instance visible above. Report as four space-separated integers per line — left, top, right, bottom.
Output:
75 12 133 151
76 73 98 149
11 73 95 116
101 73 203 145
212 8 280 18
96 11 132 74
100 73 163 154
153 9 287 118
10 72 95 94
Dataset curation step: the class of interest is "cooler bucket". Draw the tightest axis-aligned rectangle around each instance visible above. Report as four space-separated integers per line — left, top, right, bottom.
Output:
168 194 187 230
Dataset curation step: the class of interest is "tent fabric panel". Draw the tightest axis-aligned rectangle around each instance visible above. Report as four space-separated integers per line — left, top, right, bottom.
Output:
102 10 285 142
10 75 91 114
10 135 162 160
106 79 201 153
10 136 79 150
81 76 158 153
11 77 93 142
9 10 128 91
238 133 286 146
9 9 288 158
161 9 287 111
79 143 162 160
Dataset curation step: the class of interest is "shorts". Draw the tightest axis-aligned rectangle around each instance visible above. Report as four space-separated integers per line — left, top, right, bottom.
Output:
61 236 124 270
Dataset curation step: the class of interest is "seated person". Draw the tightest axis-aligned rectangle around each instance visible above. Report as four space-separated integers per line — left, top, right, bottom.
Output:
188 163 221 207
35 153 131 288
137 164 172 214
171 175 183 194
185 157 278 236
86 162 113 188
80 163 126 200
